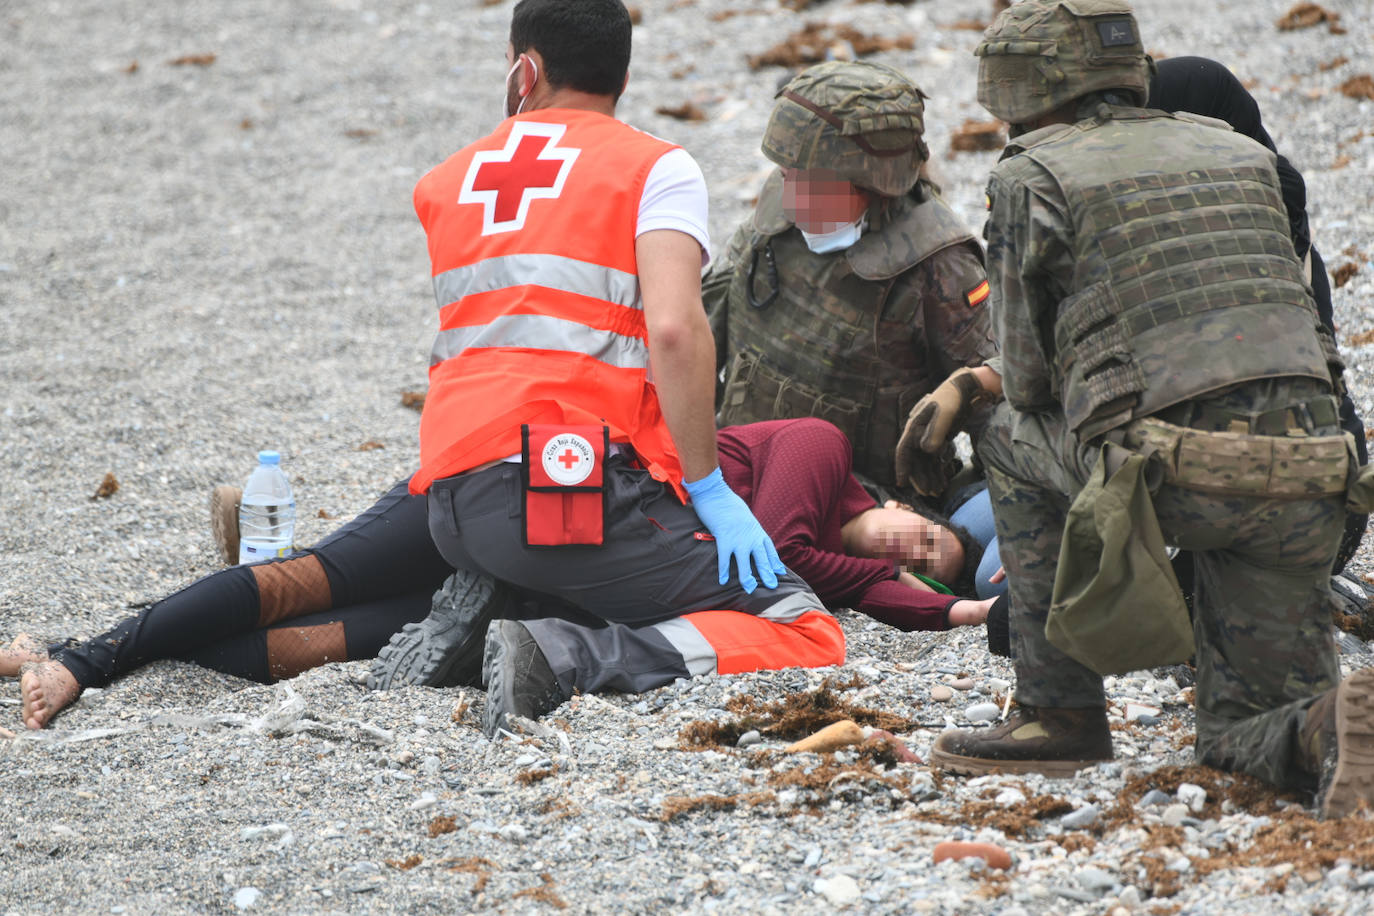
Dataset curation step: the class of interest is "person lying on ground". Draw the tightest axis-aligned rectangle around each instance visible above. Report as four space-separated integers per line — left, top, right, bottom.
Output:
4 419 1002 730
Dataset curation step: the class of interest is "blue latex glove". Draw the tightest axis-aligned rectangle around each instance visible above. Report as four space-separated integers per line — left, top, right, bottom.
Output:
683 467 787 593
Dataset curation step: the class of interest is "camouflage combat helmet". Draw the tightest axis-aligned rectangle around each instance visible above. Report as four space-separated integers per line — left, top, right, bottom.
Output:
974 0 1150 125
761 60 929 198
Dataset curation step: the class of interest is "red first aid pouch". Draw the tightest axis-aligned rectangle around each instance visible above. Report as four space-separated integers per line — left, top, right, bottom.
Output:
521 424 609 548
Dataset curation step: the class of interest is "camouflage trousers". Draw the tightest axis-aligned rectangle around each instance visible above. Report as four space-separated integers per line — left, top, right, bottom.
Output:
979 390 1345 790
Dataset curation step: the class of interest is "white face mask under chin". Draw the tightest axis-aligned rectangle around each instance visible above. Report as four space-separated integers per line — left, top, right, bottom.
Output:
799 215 865 254
502 57 537 119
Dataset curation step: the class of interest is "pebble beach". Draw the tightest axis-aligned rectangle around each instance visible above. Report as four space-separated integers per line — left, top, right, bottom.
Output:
3 0 1374 912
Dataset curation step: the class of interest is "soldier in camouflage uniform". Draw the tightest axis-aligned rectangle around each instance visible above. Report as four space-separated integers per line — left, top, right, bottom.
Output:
899 0 1374 817
702 61 997 504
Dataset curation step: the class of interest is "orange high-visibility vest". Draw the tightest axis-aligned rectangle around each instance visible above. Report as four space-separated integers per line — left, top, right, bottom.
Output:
409 110 687 498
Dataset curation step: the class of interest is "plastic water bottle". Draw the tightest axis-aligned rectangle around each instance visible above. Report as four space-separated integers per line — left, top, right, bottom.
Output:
238 450 296 564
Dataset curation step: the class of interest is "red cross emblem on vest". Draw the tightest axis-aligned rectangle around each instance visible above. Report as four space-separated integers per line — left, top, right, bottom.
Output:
458 121 581 235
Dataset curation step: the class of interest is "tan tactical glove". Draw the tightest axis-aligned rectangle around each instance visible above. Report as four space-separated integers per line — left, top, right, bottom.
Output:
894 367 987 494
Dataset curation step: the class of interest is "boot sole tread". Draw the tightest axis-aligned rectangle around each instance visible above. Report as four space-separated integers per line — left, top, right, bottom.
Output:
1322 667 1374 819
480 622 514 737
930 746 1107 778
366 572 500 690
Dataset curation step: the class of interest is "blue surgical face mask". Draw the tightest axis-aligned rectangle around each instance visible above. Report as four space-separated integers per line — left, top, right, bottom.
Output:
799 214 865 254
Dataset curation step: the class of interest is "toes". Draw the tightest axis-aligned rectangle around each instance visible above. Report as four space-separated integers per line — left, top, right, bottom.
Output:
19 671 51 730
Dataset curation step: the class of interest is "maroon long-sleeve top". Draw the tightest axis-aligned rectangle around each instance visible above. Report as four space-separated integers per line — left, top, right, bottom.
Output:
716 419 954 630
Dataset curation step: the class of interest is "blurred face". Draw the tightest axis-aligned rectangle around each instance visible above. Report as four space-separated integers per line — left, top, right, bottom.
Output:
780 168 869 233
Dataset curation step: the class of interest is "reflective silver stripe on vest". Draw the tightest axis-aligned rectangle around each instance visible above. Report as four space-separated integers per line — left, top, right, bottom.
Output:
432 253 642 312
430 313 649 369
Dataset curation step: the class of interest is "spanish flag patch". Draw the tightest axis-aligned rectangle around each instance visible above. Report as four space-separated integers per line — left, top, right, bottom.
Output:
965 279 990 308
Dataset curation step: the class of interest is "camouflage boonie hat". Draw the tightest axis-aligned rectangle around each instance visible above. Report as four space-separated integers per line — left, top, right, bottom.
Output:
974 0 1150 125
761 60 929 197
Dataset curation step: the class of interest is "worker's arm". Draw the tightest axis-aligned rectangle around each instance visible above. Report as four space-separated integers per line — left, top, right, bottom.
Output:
639 228 784 592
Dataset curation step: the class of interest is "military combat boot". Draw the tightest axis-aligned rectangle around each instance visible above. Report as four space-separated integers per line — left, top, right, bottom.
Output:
931 705 1113 777
1299 666 1374 819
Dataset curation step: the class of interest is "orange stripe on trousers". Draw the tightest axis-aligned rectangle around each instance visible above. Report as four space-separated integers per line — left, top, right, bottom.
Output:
682 609 845 675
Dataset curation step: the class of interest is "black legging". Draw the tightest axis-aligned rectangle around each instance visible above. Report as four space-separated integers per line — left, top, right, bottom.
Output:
53 480 451 687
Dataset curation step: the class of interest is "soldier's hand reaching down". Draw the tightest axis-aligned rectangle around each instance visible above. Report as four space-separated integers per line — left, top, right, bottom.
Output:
895 366 1000 493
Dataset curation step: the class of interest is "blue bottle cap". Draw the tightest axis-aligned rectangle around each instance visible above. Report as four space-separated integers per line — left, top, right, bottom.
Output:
257 450 281 465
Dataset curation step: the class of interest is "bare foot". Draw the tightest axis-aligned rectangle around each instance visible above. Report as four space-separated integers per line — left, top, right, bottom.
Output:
20 661 81 729
1 634 47 678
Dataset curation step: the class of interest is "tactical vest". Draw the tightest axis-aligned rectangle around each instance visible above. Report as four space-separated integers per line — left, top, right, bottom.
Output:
717 172 981 486
1007 107 1333 441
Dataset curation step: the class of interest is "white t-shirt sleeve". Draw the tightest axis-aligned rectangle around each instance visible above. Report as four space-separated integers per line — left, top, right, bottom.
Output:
637 147 711 266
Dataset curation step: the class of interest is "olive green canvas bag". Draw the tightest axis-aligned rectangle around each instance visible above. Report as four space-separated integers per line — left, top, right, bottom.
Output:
1046 445 1194 675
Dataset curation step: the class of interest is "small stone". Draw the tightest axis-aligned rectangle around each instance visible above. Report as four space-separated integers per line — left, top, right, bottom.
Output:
233 888 261 910
965 702 1001 722
932 841 1012 870
930 685 954 702
408 791 438 811
737 729 762 748
1177 783 1207 814
949 677 975 690
1076 866 1116 894
1061 803 1100 829
1166 856 1192 873
1138 789 1172 808
1118 885 1142 906
995 788 1026 807
394 750 414 766
804 846 823 868
1124 703 1160 722
499 823 528 842
814 874 861 907
1161 803 1189 827
240 824 292 846
988 678 1011 692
